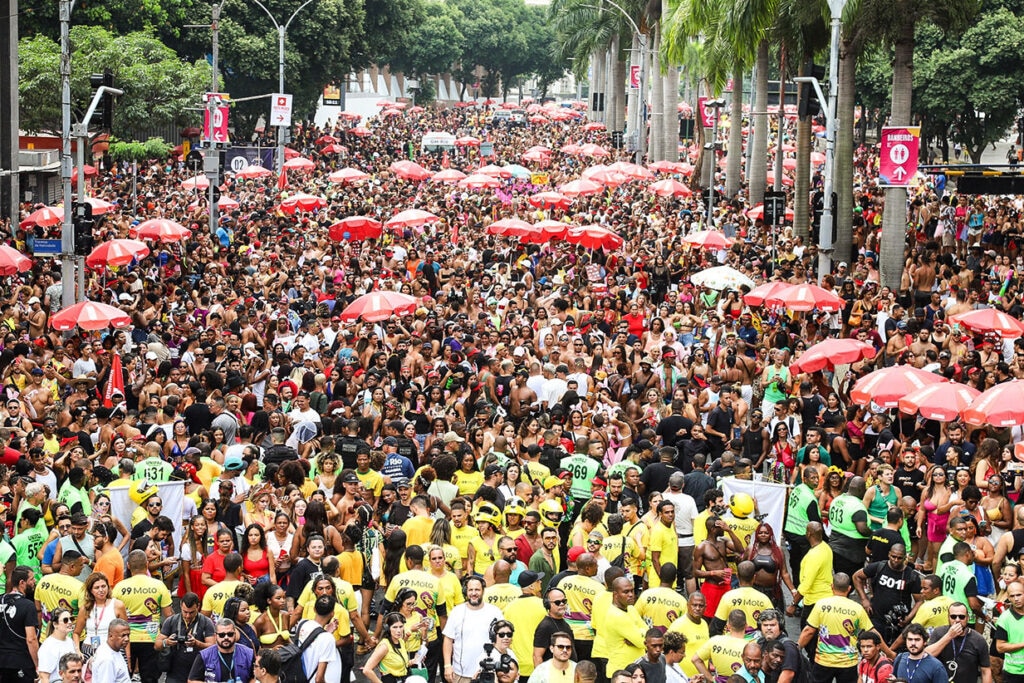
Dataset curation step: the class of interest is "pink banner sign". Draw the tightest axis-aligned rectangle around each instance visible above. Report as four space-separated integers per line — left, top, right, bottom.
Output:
879 126 920 187
697 97 716 128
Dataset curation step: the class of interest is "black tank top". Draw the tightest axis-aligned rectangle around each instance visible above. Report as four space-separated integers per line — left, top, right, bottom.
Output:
1010 529 1024 560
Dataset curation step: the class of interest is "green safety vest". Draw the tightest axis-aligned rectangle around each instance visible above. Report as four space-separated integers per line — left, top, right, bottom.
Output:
940 559 977 624
828 495 869 539
560 454 600 501
785 483 817 535
997 608 1024 674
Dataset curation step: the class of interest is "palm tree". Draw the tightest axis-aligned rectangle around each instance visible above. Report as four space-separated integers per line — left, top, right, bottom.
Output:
868 0 977 289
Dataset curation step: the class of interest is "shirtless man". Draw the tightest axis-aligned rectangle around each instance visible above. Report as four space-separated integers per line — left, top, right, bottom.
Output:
27 297 46 339
911 255 937 308
909 328 938 368
694 515 745 617
22 368 54 420
509 369 537 426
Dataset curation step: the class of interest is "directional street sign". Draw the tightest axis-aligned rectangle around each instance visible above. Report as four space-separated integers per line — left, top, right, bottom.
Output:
271 94 293 128
879 126 920 187
33 239 62 255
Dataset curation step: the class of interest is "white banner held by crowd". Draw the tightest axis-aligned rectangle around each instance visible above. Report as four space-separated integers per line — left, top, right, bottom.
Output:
720 477 788 545
108 480 186 561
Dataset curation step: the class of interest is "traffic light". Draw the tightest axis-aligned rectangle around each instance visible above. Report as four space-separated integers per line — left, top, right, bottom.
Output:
798 62 825 120
72 203 94 256
89 71 115 131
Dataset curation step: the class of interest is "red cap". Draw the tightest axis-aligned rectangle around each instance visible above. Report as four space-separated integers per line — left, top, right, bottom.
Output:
567 546 586 563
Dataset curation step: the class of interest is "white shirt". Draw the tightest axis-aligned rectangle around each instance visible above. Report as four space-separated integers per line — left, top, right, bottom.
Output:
298 619 341 683
542 378 569 408
441 602 504 677
90 643 131 683
288 407 322 424
661 490 699 545
37 634 75 677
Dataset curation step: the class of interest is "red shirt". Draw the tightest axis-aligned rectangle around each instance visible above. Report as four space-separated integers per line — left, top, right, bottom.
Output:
201 550 228 583
858 655 893 683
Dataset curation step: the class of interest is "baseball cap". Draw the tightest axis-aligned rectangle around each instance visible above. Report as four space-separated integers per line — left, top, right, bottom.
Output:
517 571 541 589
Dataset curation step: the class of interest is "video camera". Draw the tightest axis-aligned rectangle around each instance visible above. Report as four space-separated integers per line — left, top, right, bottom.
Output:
477 644 514 683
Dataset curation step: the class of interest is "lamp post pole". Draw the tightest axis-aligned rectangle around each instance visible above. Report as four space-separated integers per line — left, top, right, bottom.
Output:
249 0 317 175
818 0 847 282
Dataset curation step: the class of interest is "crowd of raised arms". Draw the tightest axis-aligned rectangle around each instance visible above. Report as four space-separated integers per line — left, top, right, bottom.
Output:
0 99 1023 683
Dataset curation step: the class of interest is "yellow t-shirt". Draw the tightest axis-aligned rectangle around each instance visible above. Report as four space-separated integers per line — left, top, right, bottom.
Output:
36 572 84 640
603 603 648 676
713 586 774 636
558 573 603 641
469 535 499 576
196 458 223 490
435 571 464 615
453 470 484 496
590 589 614 659
357 469 385 498
724 515 760 549
601 534 641 577
483 582 523 613
112 574 172 643
625 520 650 576
504 595 546 676
402 516 435 547
301 601 352 638
297 577 359 614
419 543 461 575
384 569 446 642
451 524 480 566
668 615 709 677
693 511 712 548
635 586 687 633
805 596 872 668
648 522 679 587
695 634 747 683
798 542 834 605
201 579 244 620
912 595 954 631
337 551 364 586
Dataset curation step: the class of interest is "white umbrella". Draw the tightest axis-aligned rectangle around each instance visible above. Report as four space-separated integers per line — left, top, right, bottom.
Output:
689 265 755 291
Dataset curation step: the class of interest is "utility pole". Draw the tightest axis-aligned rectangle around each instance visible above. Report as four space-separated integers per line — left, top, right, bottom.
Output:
59 0 75 304
187 3 223 239
705 98 725 225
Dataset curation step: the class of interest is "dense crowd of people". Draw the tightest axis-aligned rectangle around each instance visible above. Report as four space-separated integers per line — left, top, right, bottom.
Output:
0 99 1021 683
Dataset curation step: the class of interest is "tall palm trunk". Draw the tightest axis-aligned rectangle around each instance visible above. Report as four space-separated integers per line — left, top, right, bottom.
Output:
726 64 744 197
591 49 605 122
661 0 679 161
663 66 679 161
749 41 770 204
880 14 914 290
833 38 859 265
650 27 664 160
612 40 627 132
794 61 812 240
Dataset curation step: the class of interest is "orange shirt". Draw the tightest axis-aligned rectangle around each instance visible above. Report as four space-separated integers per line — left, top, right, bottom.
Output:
95 546 125 587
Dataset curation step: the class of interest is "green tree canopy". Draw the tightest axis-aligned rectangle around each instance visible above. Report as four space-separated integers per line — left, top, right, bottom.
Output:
18 26 211 136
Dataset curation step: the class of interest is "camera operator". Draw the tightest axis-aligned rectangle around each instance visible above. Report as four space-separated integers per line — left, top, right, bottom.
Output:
478 634 519 683
443 576 504 683
156 592 216 683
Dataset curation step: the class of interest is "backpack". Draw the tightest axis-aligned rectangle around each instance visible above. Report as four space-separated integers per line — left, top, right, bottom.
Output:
609 535 628 570
279 620 326 683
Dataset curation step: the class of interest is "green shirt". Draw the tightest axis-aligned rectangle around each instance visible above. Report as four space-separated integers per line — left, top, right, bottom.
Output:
133 456 174 483
0 539 14 593
57 480 92 516
997 608 1024 674
560 453 601 501
785 483 818 535
939 559 978 624
12 527 46 579
829 494 869 540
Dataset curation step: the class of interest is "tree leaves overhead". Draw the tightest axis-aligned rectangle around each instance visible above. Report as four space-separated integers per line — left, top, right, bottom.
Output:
18 27 211 136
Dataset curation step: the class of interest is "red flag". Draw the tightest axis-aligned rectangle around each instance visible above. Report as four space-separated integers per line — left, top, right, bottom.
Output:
103 353 124 408
451 223 459 244
441 151 450 169
277 168 288 190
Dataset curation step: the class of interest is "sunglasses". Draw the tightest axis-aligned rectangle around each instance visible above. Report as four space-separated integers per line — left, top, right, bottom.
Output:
58 617 72 624
949 614 968 620
551 599 567 606
553 644 572 650
216 632 235 639
497 631 513 638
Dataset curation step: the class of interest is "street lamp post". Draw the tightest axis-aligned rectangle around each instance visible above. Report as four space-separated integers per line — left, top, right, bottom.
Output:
818 0 847 282
582 0 645 164
705 98 725 225
248 0 317 174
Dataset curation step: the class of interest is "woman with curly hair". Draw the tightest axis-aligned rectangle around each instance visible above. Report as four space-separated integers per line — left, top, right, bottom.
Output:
740 522 796 611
